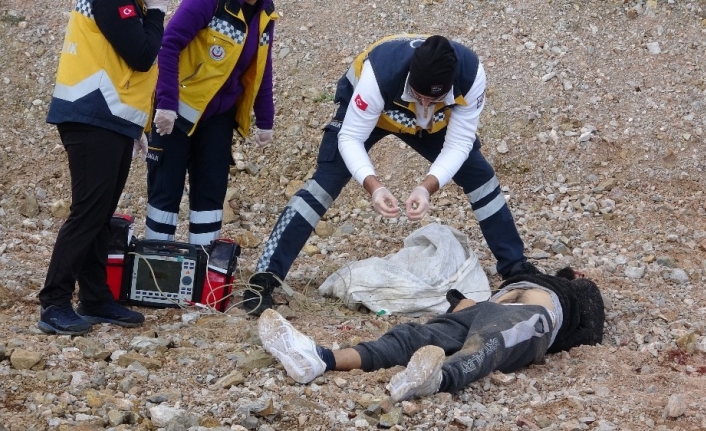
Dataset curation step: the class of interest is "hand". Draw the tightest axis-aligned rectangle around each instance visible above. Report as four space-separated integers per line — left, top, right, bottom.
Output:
405 186 430 221
254 129 273 148
144 0 168 13
371 187 400 218
132 133 148 161
154 109 177 136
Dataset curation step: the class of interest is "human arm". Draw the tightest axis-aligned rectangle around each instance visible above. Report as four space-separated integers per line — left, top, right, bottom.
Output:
338 62 400 216
93 0 165 72
155 0 218 111
253 23 275 131
252 22 275 147
427 63 487 188
338 61 385 186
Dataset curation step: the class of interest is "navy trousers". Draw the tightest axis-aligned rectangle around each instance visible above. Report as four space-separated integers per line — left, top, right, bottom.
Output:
40 123 132 307
353 301 554 393
145 107 236 245
256 109 526 278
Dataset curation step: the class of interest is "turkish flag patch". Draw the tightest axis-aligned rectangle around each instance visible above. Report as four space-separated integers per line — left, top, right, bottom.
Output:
118 5 137 19
354 94 368 111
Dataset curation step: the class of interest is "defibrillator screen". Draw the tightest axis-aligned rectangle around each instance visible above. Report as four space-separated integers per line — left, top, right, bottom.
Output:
135 258 182 294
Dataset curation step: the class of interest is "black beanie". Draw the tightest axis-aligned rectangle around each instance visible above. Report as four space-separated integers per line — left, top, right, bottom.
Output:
408 35 458 97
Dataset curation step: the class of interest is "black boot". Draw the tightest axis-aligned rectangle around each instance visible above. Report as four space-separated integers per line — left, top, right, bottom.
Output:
243 272 280 316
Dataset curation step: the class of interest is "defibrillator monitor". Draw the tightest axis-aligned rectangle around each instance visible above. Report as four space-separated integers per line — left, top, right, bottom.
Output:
129 240 204 307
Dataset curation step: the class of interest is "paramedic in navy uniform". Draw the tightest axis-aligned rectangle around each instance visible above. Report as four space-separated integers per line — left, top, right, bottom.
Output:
244 34 539 315
38 0 167 335
144 0 278 245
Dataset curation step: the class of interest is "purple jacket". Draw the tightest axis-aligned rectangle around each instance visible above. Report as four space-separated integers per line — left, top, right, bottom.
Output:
155 0 274 130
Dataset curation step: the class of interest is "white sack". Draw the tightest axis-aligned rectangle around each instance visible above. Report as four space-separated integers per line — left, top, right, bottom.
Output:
318 223 490 315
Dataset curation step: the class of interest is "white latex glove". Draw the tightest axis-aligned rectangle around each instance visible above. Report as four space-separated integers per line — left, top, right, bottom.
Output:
371 187 400 218
405 186 430 221
154 109 177 136
132 133 148 161
254 129 273 148
144 0 168 13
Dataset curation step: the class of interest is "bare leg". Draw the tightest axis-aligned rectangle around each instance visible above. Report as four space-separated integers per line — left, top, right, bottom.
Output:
333 348 362 370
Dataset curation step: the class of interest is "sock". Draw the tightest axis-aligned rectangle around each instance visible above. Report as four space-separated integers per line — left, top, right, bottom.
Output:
316 346 336 371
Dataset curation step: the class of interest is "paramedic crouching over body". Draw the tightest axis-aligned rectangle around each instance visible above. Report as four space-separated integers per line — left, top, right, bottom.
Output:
244 34 540 315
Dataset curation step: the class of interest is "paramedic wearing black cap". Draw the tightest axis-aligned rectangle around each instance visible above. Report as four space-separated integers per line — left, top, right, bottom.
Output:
244 34 539 315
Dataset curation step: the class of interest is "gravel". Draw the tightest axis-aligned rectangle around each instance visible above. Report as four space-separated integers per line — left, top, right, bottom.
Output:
1 0 706 430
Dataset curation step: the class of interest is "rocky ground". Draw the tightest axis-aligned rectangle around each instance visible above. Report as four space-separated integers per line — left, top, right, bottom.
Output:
1 0 706 430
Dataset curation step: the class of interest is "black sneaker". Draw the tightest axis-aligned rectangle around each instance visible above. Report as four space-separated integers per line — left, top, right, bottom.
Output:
76 301 145 328
38 304 93 335
243 272 280 316
501 260 542 280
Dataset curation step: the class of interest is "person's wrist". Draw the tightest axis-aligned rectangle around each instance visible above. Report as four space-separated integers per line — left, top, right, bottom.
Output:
414 186 430 198
363 175 381 195
371 186 387 199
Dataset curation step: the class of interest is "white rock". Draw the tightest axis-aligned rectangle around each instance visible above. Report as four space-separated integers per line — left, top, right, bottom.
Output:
111 350 127 361
665 394 685 418
181 312 200 324
624 266 645 279
496 141 509 154
646 42 661 55
149 404 186 427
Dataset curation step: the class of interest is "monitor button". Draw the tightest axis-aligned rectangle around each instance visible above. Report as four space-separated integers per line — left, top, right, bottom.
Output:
182 276 193 285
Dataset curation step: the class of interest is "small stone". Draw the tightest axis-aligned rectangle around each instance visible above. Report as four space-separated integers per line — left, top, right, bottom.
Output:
214 370 246 389
664 394 685 418
50 199 70 219
116 352 162 369
10 349 42 370
490 372 516 385
646 42 661 55
149 404 186 427
302 244 319 255
285 180 305 198
378 407 403 428
315 221 335 238
234 230 261 248
624 266 645 279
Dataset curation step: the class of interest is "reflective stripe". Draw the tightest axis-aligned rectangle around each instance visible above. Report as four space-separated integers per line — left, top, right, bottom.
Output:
147 204 178 226
304 180 333 208
145 226 174 241
256 206 296 272
190 231 219 246
178 100 201 124
467 176 500 203
473 193 506 222
287 196 321 228
190 209 222 224
501 313 549 348
53 71 148 127
345 64 359 88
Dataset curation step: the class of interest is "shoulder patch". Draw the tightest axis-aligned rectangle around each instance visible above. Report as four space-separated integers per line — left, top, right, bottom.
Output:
476 91 485 109
118 5 137 19
354 94 368 111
